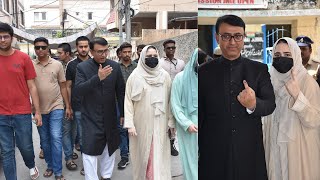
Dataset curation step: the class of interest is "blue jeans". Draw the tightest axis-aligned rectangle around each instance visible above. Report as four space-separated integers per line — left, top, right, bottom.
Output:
62 114 77 161
0 114 36 180
37 109 64 176
74 111 82 152
117 103 129 159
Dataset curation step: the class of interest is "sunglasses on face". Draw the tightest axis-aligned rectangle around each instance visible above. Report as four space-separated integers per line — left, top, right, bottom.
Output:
166 46 176 50
0 35 11 41
34 46 48 50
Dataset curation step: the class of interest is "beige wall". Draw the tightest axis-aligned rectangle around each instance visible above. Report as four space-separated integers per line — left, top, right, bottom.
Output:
292 17 320 61
131 17 156 37
246 24 262 32
134 0 197 12
150 31 198 64
140 29 197 44
132 17 156 29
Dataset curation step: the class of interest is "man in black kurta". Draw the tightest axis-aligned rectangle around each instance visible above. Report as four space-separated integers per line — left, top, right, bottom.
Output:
199 15 276 180
75 37 125 180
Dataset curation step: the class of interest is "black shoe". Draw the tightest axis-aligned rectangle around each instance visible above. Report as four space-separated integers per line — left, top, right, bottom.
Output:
171 139 179 156
117 157 129 169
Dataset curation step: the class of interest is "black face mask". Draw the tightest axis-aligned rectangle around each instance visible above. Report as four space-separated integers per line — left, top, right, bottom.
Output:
272 57 294 73
145 57 158 68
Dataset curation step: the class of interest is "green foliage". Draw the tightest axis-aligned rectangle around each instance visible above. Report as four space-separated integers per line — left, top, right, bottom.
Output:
56 31 63 38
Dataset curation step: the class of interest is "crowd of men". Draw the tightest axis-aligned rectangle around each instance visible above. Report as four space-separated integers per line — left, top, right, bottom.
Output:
0 21 200 180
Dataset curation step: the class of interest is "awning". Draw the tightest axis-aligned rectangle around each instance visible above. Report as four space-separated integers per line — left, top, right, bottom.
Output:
12 23 98 49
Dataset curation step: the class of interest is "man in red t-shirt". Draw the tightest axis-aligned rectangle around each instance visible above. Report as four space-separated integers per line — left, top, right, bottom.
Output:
0 22 42 180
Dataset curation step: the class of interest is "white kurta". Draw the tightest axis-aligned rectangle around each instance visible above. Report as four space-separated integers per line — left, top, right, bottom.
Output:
124 69 174 180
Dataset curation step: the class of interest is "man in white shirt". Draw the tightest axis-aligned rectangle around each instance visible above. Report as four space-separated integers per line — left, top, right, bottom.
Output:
159 39 185 156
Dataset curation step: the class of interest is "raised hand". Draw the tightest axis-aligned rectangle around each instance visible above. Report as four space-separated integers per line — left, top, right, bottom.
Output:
237 80 256 110
98 64 113 81
285 68 300 100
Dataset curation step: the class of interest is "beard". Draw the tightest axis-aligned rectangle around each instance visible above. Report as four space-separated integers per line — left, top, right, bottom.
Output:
123 57 130 61
79 51 89 57
0 44 11 51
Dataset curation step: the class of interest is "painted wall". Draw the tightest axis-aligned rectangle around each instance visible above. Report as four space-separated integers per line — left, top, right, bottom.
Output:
150 31 198 64
140 29 197 45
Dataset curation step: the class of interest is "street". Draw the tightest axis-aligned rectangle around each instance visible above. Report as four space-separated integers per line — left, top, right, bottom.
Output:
0 124 184 180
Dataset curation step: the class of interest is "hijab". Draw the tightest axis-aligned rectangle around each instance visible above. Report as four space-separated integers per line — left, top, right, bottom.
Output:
132 45 168 116
270 37 308 142
181 48 198 115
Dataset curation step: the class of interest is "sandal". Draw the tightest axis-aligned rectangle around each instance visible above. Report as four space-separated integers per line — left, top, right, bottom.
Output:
43 169 53 178
80 168 85 176
30 166 39 180
55 175 65 180
39 149 44 159
72 152 78 160
66 160 77 170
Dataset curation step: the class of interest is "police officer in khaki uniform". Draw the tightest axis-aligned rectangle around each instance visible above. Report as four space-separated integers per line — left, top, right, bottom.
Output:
296 35 319 79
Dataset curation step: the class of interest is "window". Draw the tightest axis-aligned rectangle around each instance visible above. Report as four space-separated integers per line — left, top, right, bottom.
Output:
3 0 10 13
34 12 47 21
20 11 24 26
88 12 93 20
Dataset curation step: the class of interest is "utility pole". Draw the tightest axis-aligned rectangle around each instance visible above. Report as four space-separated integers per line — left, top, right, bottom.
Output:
124 0 131 43
118 0 124 45
59 0 64 37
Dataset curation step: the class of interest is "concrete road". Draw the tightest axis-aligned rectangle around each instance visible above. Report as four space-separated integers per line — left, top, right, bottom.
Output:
0 124 184 180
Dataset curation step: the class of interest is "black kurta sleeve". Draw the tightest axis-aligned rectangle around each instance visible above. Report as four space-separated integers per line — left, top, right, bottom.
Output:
115 64 125 117
75 64 101 96
252 64 276 116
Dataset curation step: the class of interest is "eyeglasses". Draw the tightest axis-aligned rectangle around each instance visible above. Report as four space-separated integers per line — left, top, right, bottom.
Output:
0 35 11 41
34 46 48 50
218 33 244 42
94 49 109 56
166 46 176 50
